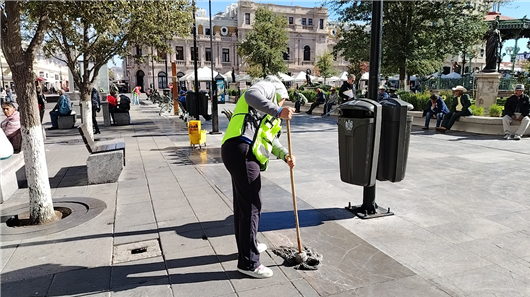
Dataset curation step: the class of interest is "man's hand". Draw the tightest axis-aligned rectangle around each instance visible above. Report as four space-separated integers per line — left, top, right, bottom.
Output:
278 106 295 120
511 115 517 120
285 154 296 169
517 115 524 122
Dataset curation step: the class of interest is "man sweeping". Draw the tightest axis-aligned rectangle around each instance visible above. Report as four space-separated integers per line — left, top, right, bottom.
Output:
221 76 295 278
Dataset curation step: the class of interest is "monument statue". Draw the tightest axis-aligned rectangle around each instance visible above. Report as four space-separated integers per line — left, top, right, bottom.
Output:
483 16 501 73
305 69 312 86
231 67 236 83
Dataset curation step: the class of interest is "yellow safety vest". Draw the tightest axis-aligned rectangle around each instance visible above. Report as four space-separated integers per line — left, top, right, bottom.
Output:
222 92 283 171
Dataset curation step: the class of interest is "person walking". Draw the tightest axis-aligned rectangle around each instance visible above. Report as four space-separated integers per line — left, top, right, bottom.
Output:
36 86 46 123
502 84 530 140
91 87 101 134
221 76 295 279
438 86 472 133
132 86 141 105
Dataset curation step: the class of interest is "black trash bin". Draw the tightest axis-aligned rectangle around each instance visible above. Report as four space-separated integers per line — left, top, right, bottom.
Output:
186 91 211 121
338 99 382 187
186 91 198 120
376 98 413 183
162 88 171 99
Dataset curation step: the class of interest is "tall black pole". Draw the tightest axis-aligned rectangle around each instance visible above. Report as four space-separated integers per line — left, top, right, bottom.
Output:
363 0 383 214
210 0 220 133
151 46 155 92
192 0 200 120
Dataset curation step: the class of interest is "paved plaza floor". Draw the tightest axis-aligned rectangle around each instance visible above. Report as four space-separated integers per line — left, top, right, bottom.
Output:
2 95 530 296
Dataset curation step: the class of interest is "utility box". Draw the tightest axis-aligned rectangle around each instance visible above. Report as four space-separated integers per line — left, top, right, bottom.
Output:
338 99 382 187
376 98 413 182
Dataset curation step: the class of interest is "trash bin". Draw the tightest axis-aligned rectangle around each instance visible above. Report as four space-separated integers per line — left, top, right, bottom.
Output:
186 91 211 121
376 98 413 183
338 99 382 187
186 91 198 120
163 88 171 98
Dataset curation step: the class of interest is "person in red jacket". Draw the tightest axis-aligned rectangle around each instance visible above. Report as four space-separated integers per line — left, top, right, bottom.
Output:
107 91 118 124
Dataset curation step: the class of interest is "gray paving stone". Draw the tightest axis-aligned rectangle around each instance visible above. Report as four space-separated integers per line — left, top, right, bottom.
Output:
237 281 302 297
113 222 159 245
0 274 53 296
111 278 172 297
111 256 167 288
47 266 111 296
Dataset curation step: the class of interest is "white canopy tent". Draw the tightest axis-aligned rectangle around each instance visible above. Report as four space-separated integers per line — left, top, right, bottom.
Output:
277 72 294 82
339 71 349 81
292 71 319 83
441 72 462 79
186 66 228 82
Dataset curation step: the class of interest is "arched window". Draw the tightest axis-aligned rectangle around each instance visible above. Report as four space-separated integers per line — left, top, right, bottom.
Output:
158 72 167 89
303 46 311 61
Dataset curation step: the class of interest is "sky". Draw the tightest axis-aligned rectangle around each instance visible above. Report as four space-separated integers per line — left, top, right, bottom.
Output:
109 0 530 66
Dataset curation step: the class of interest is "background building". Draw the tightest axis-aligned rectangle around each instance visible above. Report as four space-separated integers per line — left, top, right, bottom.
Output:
124 0 347 91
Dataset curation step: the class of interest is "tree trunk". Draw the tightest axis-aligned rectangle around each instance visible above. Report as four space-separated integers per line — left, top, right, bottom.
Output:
399 65 409 91
79 84 93 140
12 66 56 225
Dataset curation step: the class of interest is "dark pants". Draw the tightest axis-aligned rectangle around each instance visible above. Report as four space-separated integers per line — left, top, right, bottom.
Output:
49 110 69 127
92 106 100 133
221 138 262 271
306 101 323 114
323 103 335 115
442 111 468 130
294 101 302 112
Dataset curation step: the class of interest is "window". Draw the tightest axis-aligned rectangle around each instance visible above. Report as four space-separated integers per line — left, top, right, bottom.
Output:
205 28 211 36
480 48 484 58
308 18 313 26
303 46 310 61
136 46 142 56
55 74 59 80
301 18 306 25
191 47 199 61
319 19 324 29
205 48 212 62
176 46 184 60
222 48 230 62
45 72 49 78
158 72 167 89
283 48 290 60
288 17 293 25
245 13 250 25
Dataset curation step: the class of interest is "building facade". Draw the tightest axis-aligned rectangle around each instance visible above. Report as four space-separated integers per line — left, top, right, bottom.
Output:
123 0 347 91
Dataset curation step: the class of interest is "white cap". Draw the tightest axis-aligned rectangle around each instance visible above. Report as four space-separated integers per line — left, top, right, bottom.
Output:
264 75 289 99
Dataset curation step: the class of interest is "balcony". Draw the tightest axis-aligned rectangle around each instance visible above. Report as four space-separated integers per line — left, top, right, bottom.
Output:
302 26 314 30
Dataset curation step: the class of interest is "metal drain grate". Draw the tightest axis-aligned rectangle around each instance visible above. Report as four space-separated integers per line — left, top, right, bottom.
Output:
112 239 162 264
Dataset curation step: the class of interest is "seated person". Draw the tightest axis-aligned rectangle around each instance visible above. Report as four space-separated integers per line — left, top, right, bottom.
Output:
178 90 187 110
438 86 472 133
423 94 449 130
389 88 400 99
293 91 308 113
323 87 338 116
48 89 71 130
1 102 21 153
0 128 14 159
305 88 325 115
117 94 131 113
502 84 530 140
378 85 390 101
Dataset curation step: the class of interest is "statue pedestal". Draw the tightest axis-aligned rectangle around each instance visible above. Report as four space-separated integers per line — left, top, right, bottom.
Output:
474 72 502 112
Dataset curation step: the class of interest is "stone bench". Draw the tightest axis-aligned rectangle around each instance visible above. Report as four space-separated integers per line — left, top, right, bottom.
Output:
77 123 126 184
57 111 77 129
0 152 26 203
409 111 530 136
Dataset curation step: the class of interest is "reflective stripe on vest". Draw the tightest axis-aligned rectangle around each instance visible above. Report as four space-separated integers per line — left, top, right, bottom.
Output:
222 92 282 171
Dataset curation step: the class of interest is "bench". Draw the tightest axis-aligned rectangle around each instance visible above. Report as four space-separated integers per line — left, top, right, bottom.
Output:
409 111 530 136
78 123 126 184
0 152 26 203
58 111 77 129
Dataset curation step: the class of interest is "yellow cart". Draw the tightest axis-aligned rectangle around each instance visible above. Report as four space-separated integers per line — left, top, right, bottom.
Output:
188 120 207 148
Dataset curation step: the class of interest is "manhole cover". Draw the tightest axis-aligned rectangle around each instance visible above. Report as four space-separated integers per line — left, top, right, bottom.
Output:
113 239 162 264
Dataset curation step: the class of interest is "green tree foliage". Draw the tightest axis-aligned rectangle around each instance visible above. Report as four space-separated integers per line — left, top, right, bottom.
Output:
42 0 192 137
315 51 337 84
328 1 490 89
237 6 289 78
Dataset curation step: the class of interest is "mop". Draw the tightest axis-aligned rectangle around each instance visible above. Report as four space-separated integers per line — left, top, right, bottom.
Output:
272 119 323 270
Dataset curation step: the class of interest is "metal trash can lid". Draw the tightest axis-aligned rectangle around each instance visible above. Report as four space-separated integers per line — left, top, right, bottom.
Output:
338 99 379 112
379 98 413 111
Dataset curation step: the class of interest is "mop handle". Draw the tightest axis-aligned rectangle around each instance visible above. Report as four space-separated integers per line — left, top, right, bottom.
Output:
286 120 303 254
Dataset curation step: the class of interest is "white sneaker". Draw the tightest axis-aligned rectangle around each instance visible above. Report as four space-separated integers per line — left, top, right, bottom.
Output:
513 135 521 140
257 243 267 253
237 265 273 278
503 134 511 140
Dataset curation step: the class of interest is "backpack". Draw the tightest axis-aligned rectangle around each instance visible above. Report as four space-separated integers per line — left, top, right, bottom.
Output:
118 95 131 111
